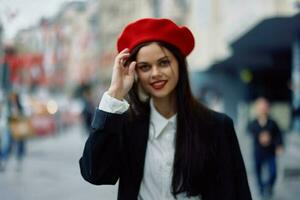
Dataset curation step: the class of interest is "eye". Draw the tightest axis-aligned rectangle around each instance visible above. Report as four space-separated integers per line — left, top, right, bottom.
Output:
159 59 170 67
137 64 151 72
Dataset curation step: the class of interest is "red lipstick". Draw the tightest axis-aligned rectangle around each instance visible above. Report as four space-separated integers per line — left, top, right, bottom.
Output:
151 80 167 90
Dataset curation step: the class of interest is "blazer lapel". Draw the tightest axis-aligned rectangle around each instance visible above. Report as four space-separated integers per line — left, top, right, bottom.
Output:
131 113 150 187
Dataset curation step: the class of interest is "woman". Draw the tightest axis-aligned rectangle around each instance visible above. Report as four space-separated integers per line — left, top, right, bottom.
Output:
79 18 252 200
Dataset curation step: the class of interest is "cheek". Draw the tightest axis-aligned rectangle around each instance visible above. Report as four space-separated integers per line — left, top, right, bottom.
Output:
170 66 179 84
173 68 179 81
137 73 149 86
171 75 179 90
174 75 179 86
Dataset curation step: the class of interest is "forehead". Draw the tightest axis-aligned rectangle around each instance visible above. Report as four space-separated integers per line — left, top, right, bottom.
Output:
256 98 269 107
136 43 173 62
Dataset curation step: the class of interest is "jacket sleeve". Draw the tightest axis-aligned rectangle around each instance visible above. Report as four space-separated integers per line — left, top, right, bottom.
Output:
79 109 126 185
273 121 283 147
218 115 252 200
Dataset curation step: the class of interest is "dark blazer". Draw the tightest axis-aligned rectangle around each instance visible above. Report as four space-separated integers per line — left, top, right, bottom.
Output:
79 109 252 200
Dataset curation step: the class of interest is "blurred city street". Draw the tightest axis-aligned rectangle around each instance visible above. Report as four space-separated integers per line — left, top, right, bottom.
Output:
238 130 300 200
1 0 300 200
0 124 118 200
0 123 300 200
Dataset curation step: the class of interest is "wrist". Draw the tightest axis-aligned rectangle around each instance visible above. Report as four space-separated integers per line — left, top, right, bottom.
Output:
107 88 124 100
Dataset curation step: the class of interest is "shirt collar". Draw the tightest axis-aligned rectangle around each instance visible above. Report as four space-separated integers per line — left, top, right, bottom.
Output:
150 99 177 139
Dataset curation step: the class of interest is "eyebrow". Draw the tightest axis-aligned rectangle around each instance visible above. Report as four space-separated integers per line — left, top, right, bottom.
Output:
157 56 169 62
136 56 170 66
136 62 149 67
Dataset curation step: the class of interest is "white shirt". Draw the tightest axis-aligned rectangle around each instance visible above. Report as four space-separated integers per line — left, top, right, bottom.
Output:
99 92 201 200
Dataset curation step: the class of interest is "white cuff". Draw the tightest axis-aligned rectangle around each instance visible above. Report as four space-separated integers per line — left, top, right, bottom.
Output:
98 91 129 114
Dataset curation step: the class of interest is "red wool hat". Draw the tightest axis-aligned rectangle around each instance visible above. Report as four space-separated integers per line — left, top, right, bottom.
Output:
117 18 195 56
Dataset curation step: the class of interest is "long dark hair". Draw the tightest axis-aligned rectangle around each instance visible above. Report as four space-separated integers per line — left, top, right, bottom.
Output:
126 41 216 198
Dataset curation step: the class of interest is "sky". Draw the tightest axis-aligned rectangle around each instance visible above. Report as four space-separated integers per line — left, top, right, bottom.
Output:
0 0 82 41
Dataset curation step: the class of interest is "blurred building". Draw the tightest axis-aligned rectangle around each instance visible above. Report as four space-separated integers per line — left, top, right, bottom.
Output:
55 1 91 89
0 20 4 94
151 0 189 23
0 21 3 56
187 0 299 71
91 0 152 82
14 1 91 91
11 0 300 132
193 0 300 132
11 0 193 93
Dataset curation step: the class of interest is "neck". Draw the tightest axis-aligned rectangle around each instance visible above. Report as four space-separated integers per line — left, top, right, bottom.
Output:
152 94 176 119
257 114 268 126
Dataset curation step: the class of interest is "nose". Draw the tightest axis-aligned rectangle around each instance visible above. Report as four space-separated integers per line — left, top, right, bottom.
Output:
151 65 162 79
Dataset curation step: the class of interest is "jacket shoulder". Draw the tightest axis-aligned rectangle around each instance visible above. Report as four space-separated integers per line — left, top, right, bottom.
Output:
209 110 233 128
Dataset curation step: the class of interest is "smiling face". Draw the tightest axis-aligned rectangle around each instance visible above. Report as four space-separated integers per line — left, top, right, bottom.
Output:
135 43 179 101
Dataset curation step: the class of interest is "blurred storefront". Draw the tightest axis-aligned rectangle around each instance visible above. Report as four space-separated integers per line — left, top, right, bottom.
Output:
186 0 299 71
189 0 299 130
205 13 300 134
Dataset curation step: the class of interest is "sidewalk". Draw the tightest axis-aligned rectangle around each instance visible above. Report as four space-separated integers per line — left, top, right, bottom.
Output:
0 125 118 200
238 130 300 200
1 124 299 200
275 132 300 200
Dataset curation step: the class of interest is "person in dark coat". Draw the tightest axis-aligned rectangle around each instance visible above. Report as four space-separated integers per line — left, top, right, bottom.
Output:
248 97 283 199
79 18 252 200
0 91 26 172
80 84 95 134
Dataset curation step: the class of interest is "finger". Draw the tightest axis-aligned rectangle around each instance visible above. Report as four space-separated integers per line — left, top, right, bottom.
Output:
116 52 129 61
128 61 136 76
120 55 130 66
116 49 129 60
115 52 130 66
119 48 129 53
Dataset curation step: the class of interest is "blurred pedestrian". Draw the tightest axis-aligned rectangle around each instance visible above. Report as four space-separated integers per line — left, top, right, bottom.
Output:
0 46 16 171
80 18 252 200
247 97 283 199
80 84 95 134
0 91 26 172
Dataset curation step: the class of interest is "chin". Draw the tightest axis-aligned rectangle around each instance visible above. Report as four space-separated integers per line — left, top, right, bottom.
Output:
149 90 174 99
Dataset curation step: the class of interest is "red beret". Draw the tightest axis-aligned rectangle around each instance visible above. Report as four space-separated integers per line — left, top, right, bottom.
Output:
117 18 195 56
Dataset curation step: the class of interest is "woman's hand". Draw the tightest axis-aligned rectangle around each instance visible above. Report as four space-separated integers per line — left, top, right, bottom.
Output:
107 48 136 100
